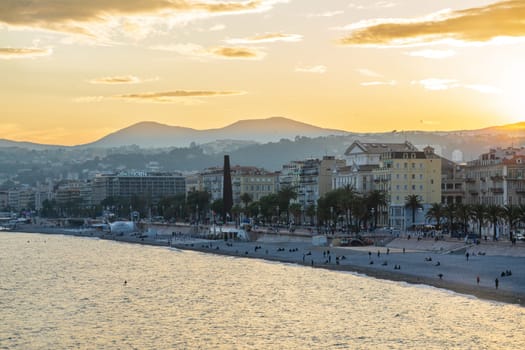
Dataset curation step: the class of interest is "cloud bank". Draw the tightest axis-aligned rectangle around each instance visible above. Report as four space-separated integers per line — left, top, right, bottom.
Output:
225 32 302 44
340 0 525 47
89 75 143 84
0 0 288 39
0 47 52 59
74 90 246 103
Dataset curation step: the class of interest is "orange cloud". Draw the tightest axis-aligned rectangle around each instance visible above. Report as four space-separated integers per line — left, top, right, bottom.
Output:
0 0 287 38
90 75 141 84
0 47 52 59
111 90 246 103
225 32 302 44
210 46 263 59
340 0 525 46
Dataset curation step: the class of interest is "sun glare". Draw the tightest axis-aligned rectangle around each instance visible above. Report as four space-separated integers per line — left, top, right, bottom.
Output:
497 62 525 125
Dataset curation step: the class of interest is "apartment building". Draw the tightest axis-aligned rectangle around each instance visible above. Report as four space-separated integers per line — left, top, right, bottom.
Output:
373 146 442 230
464 147 525 206
294 156 344 208
92 171 186 204
199 166 279 206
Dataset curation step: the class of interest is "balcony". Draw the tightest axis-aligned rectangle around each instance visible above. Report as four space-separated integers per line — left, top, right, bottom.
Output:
469 190 478 195
490 175 503 181
489 187 504 194
465 178 475 183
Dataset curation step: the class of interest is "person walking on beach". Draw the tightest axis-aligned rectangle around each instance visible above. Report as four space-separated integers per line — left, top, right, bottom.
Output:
495 278 499 289
466 252 470 261
477 276 480 285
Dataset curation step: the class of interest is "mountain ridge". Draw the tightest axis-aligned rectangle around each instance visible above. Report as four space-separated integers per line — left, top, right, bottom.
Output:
0 117 524 150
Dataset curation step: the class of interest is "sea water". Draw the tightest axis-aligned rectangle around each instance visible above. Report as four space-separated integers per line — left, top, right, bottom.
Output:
1 232 524 349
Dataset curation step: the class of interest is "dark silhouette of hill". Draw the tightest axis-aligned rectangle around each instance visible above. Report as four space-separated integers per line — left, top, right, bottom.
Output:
80 116 346 148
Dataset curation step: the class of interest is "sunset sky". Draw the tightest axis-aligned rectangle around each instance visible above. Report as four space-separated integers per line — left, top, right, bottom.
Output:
2 0 525 146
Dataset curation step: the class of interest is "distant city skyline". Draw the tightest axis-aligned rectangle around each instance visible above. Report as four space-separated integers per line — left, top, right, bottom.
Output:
2 0 524 145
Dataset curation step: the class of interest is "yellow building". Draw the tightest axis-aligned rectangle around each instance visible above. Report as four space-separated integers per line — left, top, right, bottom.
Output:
373 146 442 230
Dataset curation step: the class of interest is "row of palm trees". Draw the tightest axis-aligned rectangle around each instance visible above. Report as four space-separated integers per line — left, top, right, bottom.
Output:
425 202 520 241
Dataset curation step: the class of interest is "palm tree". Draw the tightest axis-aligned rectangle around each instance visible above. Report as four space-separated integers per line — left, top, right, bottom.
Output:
455 203 472 236
443 203 456 235
306 204 316 226
366 190 387 229
485 204 503 240
405 194 422 230
426 203 444 230
288 203 302 226
240 193 252 210
502 205 519 241
278 186 297 223
470 204 486 239
338 185 357 229
351 194 368 233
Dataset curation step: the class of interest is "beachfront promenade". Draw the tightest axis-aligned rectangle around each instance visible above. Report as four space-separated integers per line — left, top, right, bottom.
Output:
9 224 525 306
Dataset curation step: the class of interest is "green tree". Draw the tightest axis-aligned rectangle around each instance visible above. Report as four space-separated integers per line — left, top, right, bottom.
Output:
485 204 503 240
210 199 224 222
351 194 368 233
306 204 316 226
288 203 302 225
158 194 186 220
338 185 357 229
258 193 279 223
455 203 472 235
426 203 444 229
443 203 456 234
365 190 387 229
277 186 297 222
502 205 520 241
240 193 253 210
187 190 211 221
470 204 486 239
405 194 422 229
40 199 58 218
231 204 242 224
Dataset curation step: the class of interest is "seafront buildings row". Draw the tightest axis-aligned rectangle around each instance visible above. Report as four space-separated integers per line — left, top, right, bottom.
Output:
1 141 523 231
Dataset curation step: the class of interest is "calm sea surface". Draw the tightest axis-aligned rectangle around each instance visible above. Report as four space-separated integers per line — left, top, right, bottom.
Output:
1 232 524 349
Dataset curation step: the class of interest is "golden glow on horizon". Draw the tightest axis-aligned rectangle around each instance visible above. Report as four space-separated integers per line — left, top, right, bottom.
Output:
1 0 524 145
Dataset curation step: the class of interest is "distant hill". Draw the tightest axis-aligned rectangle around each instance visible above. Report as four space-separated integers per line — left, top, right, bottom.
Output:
80 116 347 149
0 139 62 150
1 117 525 167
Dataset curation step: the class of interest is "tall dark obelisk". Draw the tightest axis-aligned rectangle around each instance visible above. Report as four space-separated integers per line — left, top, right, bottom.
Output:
222 155 233 222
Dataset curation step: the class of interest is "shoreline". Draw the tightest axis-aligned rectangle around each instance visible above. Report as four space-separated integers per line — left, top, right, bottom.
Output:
171 242 525 307
7 226 525 307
